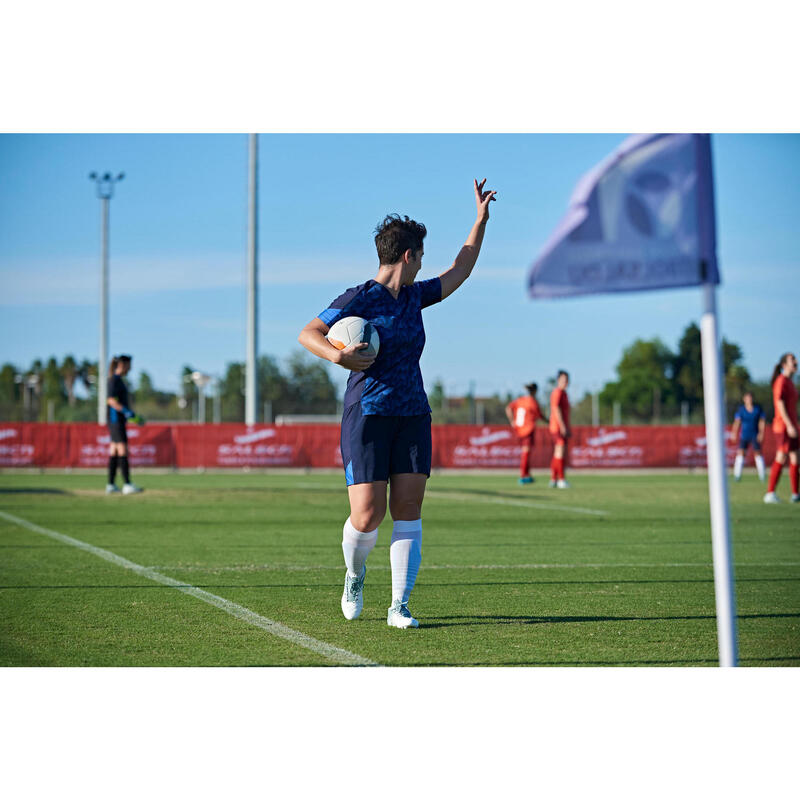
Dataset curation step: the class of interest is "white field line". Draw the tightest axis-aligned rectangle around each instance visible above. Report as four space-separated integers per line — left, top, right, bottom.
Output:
0 509 378 667
146 562 800 572
292 483 609 517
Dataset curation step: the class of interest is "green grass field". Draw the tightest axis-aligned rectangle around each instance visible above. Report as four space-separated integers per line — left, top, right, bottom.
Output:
1 470 798 667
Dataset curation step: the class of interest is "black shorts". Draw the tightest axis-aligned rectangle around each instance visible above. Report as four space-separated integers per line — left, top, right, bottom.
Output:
108 421 128 444
340 404 432 486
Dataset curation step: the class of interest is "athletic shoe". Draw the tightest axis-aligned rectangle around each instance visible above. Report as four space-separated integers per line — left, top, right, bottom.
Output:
763 492 781 504
341 566 366 620
105 484 120 494
122 483 143 495
734 475 741 482
387 600 419 629
519 476 534 485
548 479 557 488
791 494 800 504
556 479 571 489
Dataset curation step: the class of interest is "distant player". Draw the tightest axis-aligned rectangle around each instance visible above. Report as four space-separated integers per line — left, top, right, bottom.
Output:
549 370 570 489
298 179 497 628
106 354 144 495
731 391 766 481
764 352 799 504
505 382 543 484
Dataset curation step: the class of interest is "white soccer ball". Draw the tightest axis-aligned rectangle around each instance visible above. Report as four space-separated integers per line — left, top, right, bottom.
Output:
326 316 380 358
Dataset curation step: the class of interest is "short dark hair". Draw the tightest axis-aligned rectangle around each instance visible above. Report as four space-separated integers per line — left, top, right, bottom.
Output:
557 370 569 380
525 382 538 394
374 214 426 264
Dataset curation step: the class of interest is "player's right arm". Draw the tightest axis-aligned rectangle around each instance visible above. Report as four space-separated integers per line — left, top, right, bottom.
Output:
553 405 567 436
505 401 514 426
298 317 376 372
775 397 797 438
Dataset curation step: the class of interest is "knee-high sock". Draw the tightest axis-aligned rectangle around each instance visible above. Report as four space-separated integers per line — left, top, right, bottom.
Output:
767 461 783 493
520 448 531 477
342 517 378 578
791 463 799 495
554 457 565 481
755 453 765 481
390 519 422 605
733 453 743 479
120 456 131 484
108 455 118 484
550 458 558 481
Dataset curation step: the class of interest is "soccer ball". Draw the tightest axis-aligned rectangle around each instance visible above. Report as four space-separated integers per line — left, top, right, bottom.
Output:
326 316 380 358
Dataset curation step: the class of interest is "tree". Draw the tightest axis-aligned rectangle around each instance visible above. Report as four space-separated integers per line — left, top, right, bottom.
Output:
283 351 337 414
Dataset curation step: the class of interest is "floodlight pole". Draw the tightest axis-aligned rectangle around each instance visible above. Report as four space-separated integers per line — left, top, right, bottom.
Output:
89 171 124 424
700 282 738 666
245 134 259 425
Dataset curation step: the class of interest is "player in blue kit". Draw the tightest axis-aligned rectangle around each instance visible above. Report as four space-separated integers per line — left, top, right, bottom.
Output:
731 391 766 482
298 179 497 628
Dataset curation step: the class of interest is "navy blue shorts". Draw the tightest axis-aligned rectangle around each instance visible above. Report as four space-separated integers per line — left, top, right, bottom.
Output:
108 421 128 444
340 404 432 486
738 435 760 452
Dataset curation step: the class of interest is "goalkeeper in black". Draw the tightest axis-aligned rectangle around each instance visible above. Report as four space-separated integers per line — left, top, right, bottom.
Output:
106 354 144 495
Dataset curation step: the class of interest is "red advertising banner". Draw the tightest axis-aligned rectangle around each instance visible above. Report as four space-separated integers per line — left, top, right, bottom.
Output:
0 423 778 470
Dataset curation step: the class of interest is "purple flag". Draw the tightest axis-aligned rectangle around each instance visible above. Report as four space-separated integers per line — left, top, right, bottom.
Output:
528 134 719 298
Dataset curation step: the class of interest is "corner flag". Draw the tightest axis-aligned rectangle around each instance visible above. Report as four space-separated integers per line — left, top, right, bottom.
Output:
528 134 738 667
528 134 719 298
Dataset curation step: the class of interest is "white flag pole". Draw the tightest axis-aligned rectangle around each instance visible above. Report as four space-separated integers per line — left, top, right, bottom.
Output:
700 280 738 666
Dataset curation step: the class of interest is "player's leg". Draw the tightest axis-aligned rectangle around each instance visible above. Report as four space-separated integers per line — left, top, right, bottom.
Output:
385 414 431 628
519 433 534 483
106 435 120 493
549 435 560 487
733 446 745 481
765 438 787 503
752 440 766 482
555 440 569 488
118 432 142 494
789 446 799 502
339 407 390 619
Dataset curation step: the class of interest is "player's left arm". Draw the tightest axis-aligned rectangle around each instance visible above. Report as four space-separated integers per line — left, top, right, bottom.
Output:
439 179 497 301
757 414 765 443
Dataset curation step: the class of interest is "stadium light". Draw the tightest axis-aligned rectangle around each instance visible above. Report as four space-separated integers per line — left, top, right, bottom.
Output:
88 170 125 424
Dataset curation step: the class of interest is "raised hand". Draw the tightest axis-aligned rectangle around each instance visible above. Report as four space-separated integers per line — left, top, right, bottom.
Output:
474 178 497 222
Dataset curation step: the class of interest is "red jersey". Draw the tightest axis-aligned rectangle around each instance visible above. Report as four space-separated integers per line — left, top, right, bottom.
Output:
549 387 570 434
772 374 799 433
509 395 542 438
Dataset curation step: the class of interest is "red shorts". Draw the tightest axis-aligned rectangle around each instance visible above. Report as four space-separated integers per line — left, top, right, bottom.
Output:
517 432 535 449
551 431 567 448
776 432 799 453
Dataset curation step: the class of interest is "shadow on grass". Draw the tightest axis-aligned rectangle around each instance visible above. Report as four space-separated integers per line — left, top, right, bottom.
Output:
0 488 69 495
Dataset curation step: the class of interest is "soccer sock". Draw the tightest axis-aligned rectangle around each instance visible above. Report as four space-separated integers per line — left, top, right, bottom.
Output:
120 456 131 484
733 453 743 479
790 463 799 495
520 448 530 477
550 458 558 481
390 519 422 605
342 517 378 578
754 454 765 481
767 461 783 493
555 458 565 481
107 455 118 485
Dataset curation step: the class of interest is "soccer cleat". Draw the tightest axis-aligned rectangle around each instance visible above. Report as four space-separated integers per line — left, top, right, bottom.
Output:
341 566 366 620
105 484 120 494
387 600 419 629
734 475 741 482
556 479 571 489
763 492 781 504
548 479 557 488
519 476 534 485
122 483 143 495
791 494 800 504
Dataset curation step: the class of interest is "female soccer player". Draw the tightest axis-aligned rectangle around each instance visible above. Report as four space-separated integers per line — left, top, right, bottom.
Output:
764 352 799 504
730 391 766 482
506 382 543 484
298 179 497 628
549 370 571 489
105 354 144 495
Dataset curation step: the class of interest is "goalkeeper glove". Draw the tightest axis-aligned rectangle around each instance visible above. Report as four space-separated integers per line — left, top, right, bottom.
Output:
131 414 145 425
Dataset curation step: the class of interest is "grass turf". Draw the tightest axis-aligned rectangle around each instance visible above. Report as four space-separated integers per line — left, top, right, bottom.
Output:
1 471 798 667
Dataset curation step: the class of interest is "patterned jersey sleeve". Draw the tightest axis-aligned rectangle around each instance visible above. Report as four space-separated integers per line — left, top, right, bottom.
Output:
416 277 443 309
317 284 366 327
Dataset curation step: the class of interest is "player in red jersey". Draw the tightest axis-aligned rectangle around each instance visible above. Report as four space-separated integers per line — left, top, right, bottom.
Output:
505 382 543 484
549 370 571 488
764 352 799 504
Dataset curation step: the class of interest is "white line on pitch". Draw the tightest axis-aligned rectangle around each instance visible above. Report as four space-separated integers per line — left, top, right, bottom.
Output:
0 510 379 667
424 489 609 517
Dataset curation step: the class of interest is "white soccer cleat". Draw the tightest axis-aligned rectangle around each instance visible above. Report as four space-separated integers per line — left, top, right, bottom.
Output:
387 600 419 629
105 484 120 494
122 483 143 495
341 567 366 620
763 492 780 504
556 479 571 489
791 494 800 504
548 479 557 488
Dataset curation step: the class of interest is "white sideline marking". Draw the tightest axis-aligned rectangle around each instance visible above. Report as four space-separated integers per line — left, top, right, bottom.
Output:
147 562 800 572
0 510 379 667
424 489 609 517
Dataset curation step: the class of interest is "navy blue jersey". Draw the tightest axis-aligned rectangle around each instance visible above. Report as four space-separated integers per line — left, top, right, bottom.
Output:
734 403 764 440
318 277 442 415
107 374 129 424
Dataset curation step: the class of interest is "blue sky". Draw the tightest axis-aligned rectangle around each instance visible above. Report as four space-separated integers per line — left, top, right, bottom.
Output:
1 133 798 401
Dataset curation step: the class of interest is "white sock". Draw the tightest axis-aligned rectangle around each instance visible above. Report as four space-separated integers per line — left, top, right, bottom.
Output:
755 454 765 481
342 517 378 578
733 453 743 479
390 519 422 605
